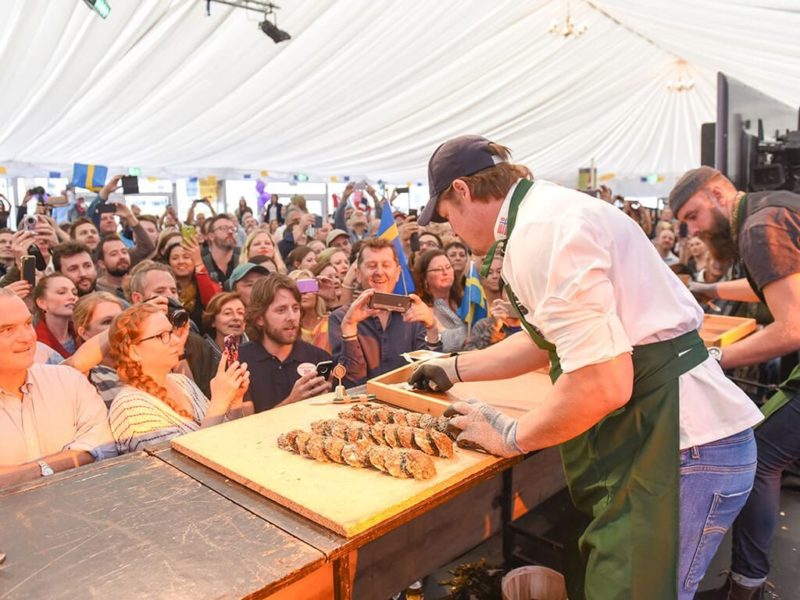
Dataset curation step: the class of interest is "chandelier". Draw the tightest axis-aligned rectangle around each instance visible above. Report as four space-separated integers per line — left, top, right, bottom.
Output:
548 1 588 39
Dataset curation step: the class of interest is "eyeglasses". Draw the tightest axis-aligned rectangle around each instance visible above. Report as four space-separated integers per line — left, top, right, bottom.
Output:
214 226 236 233
427 264 454 275
138 329 176 344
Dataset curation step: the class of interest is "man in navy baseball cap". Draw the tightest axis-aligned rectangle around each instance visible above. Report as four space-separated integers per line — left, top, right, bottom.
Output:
418 134 506 226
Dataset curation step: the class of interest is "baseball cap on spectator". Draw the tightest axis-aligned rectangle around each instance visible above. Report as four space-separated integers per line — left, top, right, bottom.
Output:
326 229 350 247
668 166 721 215
419 134 506 226
225 262 269 291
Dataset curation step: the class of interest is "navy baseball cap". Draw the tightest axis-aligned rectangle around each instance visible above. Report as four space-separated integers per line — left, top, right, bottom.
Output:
418 135 505 225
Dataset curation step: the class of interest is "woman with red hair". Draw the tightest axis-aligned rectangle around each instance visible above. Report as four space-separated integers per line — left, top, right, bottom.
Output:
107 303 250 453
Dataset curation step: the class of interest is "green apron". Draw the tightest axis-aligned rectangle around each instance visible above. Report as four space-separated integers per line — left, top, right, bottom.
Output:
732 192 800 420
483 179 709 599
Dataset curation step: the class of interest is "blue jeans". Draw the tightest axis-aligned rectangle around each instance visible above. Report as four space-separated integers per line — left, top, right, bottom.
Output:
678 428 757 599
732 391 800 579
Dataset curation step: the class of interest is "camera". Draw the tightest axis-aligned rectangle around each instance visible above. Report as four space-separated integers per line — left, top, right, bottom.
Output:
23 215 38 231
166 297 190 329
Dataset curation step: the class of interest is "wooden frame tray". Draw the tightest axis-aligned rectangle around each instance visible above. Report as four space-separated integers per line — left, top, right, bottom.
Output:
699 315 757 347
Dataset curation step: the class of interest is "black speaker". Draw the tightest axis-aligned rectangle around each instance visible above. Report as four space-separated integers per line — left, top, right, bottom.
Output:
701 122 716 167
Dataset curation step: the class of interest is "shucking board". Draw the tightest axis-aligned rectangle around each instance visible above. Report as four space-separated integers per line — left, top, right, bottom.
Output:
171 396 506 538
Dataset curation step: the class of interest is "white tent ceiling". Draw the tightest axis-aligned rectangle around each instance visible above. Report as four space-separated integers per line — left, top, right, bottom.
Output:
1 0 799 187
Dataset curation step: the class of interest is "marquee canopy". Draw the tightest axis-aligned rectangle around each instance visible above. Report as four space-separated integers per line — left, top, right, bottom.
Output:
1 0 799 187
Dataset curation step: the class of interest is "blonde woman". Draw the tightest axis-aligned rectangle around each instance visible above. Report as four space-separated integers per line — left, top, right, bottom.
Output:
72 292 126 407
240 228 287 273
108 304 250 453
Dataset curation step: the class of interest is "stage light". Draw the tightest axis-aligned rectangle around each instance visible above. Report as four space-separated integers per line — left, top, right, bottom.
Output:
259 17 291 43
83 0 111 19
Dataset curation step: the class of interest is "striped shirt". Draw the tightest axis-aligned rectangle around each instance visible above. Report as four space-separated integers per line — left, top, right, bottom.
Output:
109 374 209 454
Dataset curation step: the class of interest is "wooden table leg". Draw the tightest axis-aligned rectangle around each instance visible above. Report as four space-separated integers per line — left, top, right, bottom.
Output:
501 467 514 567
333 551 355 600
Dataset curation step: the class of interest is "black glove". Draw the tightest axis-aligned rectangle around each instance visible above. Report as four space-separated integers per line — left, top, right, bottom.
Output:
688 281 719 302
408 356 461 392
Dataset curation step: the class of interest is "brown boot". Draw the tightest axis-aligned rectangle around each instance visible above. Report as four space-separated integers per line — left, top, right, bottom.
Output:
695 575 766 600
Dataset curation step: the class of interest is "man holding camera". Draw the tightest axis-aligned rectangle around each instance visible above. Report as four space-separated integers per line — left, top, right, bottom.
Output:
128 261 214 396
329 237 442 387
409 136 762 600
670 166 800 599
239 274 331 412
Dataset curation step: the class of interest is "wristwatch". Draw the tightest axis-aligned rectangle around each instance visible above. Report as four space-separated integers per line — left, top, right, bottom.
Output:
37 460 54 477
707 346 724 362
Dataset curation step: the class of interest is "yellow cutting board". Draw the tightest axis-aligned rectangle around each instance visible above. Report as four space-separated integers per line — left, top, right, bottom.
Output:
171 396 504 538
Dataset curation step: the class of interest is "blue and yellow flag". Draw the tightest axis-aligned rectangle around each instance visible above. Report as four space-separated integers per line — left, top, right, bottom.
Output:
457 261 487 326
71 163 108 192
378 201 415 295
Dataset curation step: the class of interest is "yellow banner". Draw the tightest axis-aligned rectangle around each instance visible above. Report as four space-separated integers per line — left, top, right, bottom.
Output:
199 176 218 201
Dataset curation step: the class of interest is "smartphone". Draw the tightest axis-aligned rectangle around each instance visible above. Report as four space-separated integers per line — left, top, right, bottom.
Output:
121 176 139 195
223 334 239 368
180 225 196 241
23 215 38 232
369 292 412 312
353 180 367 191
409 233 420 252
316 360 334 380
21 255 36 287
408 208 418 218
97 202 117 214
296 278 319 294
396 187 410 194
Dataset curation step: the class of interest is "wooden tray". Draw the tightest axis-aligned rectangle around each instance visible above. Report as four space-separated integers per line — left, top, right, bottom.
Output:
699 315 757 347
367 363 554 419
171 396 504 538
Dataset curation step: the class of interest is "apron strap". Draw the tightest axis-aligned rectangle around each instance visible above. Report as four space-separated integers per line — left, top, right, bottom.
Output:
480 178 534 278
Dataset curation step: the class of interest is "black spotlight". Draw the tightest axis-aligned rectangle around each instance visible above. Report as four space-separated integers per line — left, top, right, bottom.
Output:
259 17 291 43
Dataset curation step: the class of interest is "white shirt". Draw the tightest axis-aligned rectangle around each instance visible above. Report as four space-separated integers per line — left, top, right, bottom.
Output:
0 364 117 466
498 180 762 449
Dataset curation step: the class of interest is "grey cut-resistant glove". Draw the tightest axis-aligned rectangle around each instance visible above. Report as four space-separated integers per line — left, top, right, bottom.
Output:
445 399 523 458
408 356 460 392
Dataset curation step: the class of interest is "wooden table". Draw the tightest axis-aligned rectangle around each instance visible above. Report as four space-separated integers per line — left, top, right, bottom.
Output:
0 376 566 599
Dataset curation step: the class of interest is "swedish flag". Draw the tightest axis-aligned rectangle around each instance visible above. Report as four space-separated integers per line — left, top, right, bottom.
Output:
378 202 415 294
457 262 487 326
71 163 108 192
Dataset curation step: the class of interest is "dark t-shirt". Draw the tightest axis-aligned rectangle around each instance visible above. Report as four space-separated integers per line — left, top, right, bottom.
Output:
739 191 800 295
239 339 331 413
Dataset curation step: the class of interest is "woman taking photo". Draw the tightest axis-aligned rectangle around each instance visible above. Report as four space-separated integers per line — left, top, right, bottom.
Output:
240 228 287 273
201 291 247 370
33 273 80 358
289 269 331 353
72 292 126 407
412 249 466 352
108 303 250 453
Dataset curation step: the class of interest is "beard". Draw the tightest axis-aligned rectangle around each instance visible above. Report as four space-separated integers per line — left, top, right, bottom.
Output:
263 321 298 346
107 263 130 278
698 207 738 265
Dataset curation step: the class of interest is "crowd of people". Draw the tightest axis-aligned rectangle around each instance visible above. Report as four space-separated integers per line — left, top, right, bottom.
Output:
0 153 797 599
0 175 529 485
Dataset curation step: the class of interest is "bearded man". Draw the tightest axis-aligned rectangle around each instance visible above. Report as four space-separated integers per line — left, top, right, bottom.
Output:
670 166 800 599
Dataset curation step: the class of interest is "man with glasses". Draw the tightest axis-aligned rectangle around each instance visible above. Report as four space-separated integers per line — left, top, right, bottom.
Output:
203 215 241 283
0 289 116 488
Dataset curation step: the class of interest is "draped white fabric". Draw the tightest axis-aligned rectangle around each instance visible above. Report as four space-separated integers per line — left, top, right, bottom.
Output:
1 0 798 184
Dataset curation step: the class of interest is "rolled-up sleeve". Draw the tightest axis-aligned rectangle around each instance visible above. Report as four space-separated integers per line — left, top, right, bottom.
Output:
532 217 631 373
